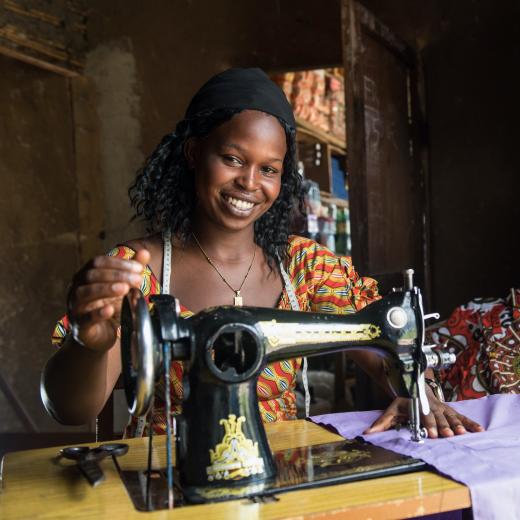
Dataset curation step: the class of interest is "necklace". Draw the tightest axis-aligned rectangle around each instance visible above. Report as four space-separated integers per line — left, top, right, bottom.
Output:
192 233 256 306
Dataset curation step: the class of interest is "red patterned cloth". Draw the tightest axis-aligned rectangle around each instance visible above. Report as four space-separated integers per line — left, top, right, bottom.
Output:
52 235 379 435
427 289 520 401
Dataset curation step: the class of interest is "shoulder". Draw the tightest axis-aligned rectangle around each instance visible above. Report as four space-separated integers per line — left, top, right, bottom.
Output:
285 234 373 290
106 244 137 259
105 236 156 259
123 234 162 257
286 236 380 312
287 234 329 257
287 235 343 272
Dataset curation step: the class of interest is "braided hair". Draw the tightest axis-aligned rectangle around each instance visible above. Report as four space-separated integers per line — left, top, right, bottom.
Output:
129 108 304 269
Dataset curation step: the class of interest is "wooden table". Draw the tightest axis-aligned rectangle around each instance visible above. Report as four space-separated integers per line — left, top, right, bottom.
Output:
0 420 470 519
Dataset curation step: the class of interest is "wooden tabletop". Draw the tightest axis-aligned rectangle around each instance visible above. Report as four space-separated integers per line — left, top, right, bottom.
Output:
0 420 470 519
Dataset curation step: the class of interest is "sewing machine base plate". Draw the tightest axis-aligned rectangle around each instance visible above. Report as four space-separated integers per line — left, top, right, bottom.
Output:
120 438 427 511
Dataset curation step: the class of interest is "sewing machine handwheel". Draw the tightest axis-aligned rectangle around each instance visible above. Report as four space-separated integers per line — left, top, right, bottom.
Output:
120 288 158 417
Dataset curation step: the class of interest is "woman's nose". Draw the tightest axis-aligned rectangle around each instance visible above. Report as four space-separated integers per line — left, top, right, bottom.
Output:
235 166 260 191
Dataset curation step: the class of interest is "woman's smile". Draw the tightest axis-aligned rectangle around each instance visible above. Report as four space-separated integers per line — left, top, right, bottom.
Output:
220 193 258 217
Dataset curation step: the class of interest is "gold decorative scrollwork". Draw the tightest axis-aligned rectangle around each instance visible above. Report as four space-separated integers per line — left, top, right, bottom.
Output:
258 320 382 349
206 414 265 481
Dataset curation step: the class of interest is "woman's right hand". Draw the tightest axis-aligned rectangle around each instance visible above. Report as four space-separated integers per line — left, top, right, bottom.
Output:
67 249 151 352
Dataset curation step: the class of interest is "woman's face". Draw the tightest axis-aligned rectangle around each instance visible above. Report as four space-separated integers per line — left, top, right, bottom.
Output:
188 109 287 233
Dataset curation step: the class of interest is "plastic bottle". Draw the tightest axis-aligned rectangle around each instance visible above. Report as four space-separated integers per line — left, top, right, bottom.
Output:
335 208 347 255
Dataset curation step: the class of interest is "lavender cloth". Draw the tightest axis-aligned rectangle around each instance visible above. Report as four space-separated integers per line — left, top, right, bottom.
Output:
311 394 520 520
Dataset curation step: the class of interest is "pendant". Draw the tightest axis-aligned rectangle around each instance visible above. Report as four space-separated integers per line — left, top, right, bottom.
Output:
234 291 243 306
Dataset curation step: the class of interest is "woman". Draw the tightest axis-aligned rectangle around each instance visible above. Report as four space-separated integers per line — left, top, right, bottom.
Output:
42 68 482 438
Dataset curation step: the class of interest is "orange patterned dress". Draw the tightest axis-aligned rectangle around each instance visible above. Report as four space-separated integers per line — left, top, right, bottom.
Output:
52 235 379 435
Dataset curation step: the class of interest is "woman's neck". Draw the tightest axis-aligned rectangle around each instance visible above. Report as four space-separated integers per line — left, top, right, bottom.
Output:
190 219 256 264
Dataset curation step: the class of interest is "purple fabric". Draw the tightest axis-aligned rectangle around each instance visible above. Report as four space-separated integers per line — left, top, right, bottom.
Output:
311 394 520 520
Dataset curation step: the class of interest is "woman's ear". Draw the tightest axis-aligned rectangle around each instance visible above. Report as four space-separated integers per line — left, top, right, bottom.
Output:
183 137 198 169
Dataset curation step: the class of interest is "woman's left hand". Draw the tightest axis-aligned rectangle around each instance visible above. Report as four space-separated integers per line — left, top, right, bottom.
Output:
364 385 485 438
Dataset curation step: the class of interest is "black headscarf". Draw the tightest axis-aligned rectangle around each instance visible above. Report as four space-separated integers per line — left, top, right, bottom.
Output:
185 68 296 129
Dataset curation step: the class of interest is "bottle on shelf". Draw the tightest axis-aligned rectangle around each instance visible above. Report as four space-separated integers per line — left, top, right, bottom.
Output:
345 206 352 255
335 207 352 257
300 163 321 242
335 208 347 256
318 203 336 252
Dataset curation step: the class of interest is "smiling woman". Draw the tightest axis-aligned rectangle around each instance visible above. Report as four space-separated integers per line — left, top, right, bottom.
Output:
41 68 482 439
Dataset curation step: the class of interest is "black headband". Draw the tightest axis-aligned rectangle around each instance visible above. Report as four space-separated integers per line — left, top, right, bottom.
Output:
185 68 296 129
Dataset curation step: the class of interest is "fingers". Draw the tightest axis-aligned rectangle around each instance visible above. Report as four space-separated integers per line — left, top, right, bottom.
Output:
70 253 149 312
91 255 145 273
443 412 467 436
364 412 408 434
424 409 452 438
83 268 144 286
364 412 394 434
459 414 485 433
364 399 408 434
424 403 485 438
73 283 131 312
75 303 116 327
445 412 484 434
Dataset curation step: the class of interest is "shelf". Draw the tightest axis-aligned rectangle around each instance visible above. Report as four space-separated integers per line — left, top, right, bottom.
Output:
296 116 347 153
320 191 349 209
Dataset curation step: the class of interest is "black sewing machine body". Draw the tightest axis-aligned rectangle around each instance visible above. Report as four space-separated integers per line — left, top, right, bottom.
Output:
120 272 453 508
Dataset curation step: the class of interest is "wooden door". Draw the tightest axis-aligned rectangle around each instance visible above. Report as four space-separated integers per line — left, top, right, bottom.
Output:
341 0 430 300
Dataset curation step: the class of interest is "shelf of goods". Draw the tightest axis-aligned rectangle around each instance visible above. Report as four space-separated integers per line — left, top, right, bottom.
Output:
270 68 348 196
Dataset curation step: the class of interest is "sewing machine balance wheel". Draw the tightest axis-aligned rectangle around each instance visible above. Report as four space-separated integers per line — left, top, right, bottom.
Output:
120 288 161 417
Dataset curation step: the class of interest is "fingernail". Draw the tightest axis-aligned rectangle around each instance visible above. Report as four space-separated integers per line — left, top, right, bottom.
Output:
112 282 127 292
428 427 438 438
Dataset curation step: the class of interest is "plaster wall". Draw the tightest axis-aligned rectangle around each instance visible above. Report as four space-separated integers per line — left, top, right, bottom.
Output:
0 56 81 432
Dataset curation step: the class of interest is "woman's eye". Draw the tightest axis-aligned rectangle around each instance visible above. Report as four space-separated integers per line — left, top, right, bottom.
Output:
223 155 242 165
261 166 279 175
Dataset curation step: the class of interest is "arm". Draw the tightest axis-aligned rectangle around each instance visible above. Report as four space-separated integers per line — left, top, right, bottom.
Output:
41 250 150 425
41 335 120 425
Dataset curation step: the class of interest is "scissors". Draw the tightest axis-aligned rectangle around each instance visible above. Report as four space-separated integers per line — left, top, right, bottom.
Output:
60 443 129 487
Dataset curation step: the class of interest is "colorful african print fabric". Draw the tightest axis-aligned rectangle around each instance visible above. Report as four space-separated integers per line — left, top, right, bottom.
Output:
52 235 380 435
427 289 520 401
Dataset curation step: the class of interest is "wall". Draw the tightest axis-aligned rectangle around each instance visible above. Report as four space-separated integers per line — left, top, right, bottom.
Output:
362 0 520 316
0 55 81 432
424 3 520 315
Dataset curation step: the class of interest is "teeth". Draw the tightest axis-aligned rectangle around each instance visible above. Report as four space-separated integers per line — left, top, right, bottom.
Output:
225 196 254 210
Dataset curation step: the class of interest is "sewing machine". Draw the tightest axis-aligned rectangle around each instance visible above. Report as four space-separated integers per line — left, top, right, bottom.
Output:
119 269 454 510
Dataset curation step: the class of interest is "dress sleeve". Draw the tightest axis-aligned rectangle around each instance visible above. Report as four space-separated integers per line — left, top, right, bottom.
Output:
51 246 141 348
286 236 380 314
310 254 380 314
